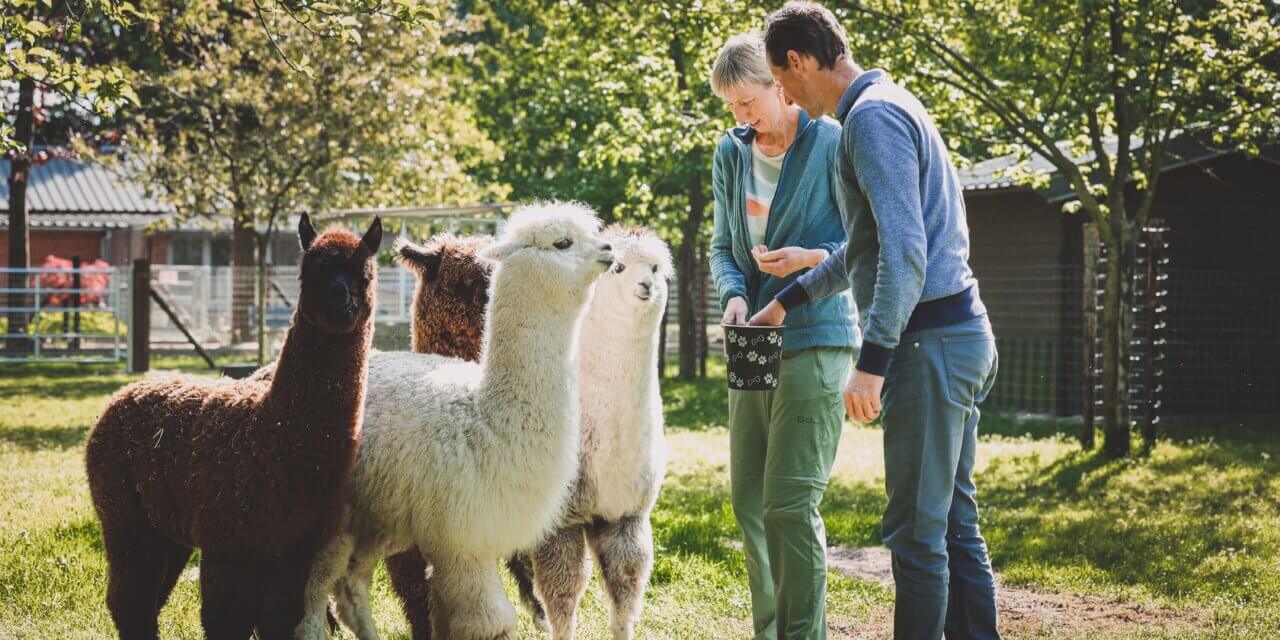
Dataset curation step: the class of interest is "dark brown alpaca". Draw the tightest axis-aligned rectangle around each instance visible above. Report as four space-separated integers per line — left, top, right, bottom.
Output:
85 215 382 640
383 233 504 639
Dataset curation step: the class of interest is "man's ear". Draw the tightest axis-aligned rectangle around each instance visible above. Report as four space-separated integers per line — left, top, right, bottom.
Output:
298 213 317 251
478 241 519 266
396 239 443 282
787 49 802 72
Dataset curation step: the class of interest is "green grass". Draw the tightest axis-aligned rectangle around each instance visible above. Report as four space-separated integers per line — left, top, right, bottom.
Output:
1 358 1277 638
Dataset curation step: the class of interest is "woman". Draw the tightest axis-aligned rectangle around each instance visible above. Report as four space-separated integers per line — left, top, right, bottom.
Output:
708 32 858 640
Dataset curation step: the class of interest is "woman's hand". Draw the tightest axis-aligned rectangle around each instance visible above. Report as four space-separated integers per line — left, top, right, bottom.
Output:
722 296 749 326
753 246 828 278
749 299 787 327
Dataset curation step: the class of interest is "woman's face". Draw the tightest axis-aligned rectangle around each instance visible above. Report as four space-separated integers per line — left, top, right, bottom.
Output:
721 81 786 134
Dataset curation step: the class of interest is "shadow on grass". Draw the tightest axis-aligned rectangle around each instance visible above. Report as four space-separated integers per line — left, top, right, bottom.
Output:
2 376 130 401
651 471 740 578
0 424 89 451
661 358 729 432
979 436 1280 605
978 412 1083 441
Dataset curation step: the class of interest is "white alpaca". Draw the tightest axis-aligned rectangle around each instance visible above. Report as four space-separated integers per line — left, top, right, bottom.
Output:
296 202 613 640
516 225 673 640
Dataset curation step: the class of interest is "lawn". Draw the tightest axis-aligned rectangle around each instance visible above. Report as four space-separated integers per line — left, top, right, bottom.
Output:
1 357 1277 638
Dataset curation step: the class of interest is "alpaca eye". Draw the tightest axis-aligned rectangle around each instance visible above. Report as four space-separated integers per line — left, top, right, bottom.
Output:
553 238 573 250
612 263 626 274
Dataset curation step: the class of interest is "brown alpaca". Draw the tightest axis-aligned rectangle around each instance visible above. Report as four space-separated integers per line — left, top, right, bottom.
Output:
84 215 382 640
383 233 498 639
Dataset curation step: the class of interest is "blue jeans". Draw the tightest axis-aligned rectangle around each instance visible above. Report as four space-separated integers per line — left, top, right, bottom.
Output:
880 316 1000 640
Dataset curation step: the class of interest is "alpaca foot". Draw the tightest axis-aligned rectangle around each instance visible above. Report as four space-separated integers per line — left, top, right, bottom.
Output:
532 612 551 633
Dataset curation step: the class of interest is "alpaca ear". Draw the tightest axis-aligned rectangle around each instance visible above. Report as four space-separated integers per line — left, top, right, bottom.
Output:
360 217 383 257
396 239 443 282
298 213 317 251
478 241 519 265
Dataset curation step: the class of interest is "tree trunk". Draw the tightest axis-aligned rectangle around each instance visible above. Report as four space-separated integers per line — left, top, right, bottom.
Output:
5 77 36 355
256 232 268 365
677 167 707 381
231 211 255 344
1100 226 1132 458
696 242 708 378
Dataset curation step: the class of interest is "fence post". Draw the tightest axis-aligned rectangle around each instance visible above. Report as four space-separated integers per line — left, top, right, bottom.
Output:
70 256 82 351
130 259 151 373
1141 220 1168 451
1080 224 1099 449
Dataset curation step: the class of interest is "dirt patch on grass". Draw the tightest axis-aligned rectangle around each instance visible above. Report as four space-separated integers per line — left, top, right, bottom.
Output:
826 546 1210 639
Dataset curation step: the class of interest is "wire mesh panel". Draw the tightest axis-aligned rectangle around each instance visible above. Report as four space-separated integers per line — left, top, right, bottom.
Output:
144 264 418 357
0 265 127 363
979 265 1083 415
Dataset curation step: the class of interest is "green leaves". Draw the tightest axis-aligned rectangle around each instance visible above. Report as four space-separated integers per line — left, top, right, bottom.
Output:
126 0 505 235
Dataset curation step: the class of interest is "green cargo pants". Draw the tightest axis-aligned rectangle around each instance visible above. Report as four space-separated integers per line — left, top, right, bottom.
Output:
729 346 853 640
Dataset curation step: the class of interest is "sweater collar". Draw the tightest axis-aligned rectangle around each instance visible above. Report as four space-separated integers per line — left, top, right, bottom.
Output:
836 69 888 122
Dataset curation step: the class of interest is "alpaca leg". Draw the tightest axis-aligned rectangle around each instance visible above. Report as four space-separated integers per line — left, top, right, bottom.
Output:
506 552 547 630
588 516 654 640
199 556 258 640
101 524 172 640
255 553 314 640
531 526 590 640
430 552 516 640
296 533 355 640
153 542 194 612
386 548 434 640
333 540 384 640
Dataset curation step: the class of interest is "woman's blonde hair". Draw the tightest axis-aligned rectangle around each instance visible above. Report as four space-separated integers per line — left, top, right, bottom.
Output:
710 32 776 98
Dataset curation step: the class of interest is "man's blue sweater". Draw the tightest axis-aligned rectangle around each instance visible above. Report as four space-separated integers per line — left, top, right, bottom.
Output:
776 70 986 375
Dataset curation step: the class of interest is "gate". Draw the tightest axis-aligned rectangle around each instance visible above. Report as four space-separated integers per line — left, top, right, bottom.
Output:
0 264 128 363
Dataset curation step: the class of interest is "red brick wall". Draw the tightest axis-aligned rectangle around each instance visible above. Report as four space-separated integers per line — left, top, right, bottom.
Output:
0 230 106 266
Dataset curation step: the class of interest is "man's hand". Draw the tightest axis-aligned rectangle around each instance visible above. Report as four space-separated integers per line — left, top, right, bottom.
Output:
844 369 885 424
721 296 749 326
754 246 828 278
749 299 787 326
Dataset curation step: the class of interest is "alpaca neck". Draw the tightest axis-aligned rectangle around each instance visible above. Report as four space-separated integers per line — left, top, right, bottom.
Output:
266 314 370 425
580 299 663 401
478 277 588 427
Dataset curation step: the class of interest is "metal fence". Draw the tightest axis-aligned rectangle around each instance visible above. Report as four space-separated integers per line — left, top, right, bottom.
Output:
0 266 128 363
146 264 419 354
4 257 1274 417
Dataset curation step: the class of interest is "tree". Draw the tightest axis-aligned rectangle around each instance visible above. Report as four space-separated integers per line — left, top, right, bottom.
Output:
3 0 144 353
125 0 508 363
839 0 1280 456
451 0 767 379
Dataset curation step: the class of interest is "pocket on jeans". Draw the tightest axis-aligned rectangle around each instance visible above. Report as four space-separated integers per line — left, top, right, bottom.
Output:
941 333 995 407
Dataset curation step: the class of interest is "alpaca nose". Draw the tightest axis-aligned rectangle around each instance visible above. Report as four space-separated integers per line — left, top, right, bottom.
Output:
329 281 351 307
601 243 612 252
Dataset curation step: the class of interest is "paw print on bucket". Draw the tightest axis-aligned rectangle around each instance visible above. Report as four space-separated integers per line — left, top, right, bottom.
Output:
723 324 783 391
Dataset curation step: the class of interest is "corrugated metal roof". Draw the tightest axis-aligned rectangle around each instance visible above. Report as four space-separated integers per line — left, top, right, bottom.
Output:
1 156 172 216
0 212 163 229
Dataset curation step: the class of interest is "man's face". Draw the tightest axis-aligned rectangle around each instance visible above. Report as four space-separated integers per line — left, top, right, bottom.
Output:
769 52 822 116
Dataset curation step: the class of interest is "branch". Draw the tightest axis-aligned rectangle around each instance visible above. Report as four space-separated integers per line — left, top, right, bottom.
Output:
1108 0 1132 220
1139 2 1178 125
845 3 1072 166
250 0 306 74
1045 21 1084 115
1 58 121 122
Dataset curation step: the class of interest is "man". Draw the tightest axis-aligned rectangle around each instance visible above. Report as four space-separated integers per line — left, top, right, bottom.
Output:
750 3 1001 639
